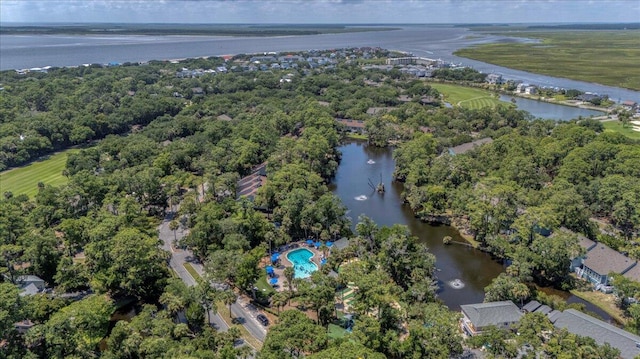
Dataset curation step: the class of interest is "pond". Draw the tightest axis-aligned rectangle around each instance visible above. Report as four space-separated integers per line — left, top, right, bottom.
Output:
499 95 604 121
331 140 615 323
331 141 504 309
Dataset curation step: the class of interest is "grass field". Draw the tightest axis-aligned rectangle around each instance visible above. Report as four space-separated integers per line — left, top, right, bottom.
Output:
455 31 640 91
430 83 506 109
0 148 80 198
602 120 640 140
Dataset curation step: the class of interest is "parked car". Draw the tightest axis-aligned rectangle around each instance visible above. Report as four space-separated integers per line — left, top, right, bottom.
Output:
257 314 269 326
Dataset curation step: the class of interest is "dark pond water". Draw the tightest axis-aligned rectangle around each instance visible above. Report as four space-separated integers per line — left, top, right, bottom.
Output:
331 141 615 323
331 141 504 310
499 95 604 121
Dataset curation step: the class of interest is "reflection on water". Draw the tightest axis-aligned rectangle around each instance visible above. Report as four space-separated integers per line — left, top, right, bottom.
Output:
500 95 604 121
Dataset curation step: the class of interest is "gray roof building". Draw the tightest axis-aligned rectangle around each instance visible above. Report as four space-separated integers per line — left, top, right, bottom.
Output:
333 238 350 251
461 301 522 335
448 138 493 156
553 309 640 359
581 244 636 285
534 304 552 315
623 264 640 283
522 300 542 313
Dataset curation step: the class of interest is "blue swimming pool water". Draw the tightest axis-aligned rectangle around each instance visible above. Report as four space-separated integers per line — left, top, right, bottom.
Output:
287 248 318 279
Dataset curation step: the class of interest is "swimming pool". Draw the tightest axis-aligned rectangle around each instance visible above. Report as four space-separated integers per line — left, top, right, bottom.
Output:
286 248 318 279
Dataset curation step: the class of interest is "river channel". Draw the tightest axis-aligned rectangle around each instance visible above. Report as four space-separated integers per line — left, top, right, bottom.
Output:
331 141 614 322
499 95 604 121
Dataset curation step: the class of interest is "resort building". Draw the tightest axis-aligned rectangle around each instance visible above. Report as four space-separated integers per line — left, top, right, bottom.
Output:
236 162 267 202
575 243 636 287
386 57 417 65
336 118 366 134
447 138 493 156
460 301 523 336
553 309 640 359
486 73 503 85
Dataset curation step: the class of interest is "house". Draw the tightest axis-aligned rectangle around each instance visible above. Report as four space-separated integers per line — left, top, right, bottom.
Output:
332 237 350 251
622 100 638 111
366 107 397 116
569 231 597 272
448 138 493 156
577 243 636 286
336 118 366 134
236 162 267 202
522 300 542 313
622 263 640 283
13 275 45 296
460 301 523 336
191 87 204 95
516 83 529 93
15 320 35 334
217 114 233 122
16 275 45 290
524 86 538 95
486 73 503 85
553 309 640 359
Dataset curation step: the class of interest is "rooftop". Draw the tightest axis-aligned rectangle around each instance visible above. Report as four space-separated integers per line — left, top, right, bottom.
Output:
448 138 493 155
583 244 636 276
461 301 522 328
553 309 640 359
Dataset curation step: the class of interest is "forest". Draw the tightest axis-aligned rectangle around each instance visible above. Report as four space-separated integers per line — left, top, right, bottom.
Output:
1 50 638 358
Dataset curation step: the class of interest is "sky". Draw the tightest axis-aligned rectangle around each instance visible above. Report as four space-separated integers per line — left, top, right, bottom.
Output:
1 0 638 24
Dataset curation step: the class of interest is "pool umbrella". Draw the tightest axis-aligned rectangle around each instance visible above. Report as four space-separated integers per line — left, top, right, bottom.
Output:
266 266 274 275
306 239 314 246
326 241 333 247
321 258 327 266
269 278 278 286
271 253 280 263
315 241 322 248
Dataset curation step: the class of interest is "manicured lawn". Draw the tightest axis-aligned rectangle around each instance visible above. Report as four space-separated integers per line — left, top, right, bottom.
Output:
0 148 80 198
430 83 506 109
602 120 640 140
256 275 276 296
455 31 640 90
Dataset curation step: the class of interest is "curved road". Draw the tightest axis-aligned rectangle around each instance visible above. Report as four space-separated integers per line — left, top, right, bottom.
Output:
158 211 267 343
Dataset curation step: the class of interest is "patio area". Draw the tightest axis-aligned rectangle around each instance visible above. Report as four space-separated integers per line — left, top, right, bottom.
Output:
262 240 335 292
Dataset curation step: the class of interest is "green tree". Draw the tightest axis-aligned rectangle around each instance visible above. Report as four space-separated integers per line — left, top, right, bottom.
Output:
36 295 114 359
260 310 328 359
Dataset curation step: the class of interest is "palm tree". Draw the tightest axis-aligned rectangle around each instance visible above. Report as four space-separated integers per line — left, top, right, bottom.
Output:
169 219 180 242
219 290 237 320
271 291 289 315
283 267 295 304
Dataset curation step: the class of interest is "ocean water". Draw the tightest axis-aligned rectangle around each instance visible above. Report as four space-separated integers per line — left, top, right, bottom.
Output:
2 25 638 101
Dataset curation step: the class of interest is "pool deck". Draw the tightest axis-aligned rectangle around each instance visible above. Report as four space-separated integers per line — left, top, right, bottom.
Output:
264 241 327 292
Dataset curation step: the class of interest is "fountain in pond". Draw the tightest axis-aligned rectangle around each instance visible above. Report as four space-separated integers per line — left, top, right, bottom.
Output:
367 159 375 164
354 195 368 201
448 279 465 289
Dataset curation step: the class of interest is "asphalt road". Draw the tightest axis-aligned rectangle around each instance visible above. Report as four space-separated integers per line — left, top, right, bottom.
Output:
158 210 266 341
158 211 229 331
